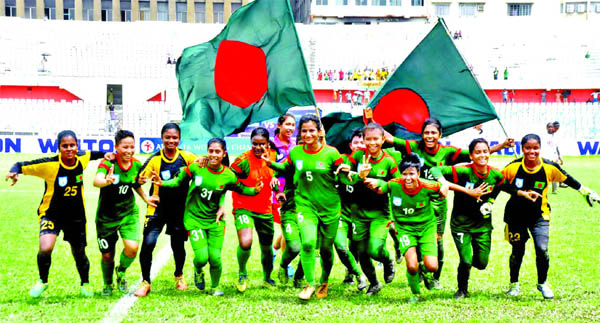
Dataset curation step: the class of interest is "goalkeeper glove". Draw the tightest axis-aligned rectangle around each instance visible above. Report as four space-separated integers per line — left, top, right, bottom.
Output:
579 186 600 207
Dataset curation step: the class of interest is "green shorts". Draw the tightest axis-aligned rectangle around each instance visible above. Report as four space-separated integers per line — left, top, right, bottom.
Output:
233 209 274 244
188 220 226 252
96 213 140 253
351 216 390 242
394 221 437 257
280 209 300 244
452 229 491 267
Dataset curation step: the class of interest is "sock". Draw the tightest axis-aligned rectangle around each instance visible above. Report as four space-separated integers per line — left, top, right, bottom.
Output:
407 270 421 295
73 251 90 285
260 244 274 281
237 246 251 276
171 236 186 277
118 252 135 272
102 261 115 285
37 252 52 284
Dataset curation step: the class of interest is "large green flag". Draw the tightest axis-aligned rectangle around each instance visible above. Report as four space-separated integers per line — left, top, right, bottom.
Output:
327 18 497 142
176 0 315 144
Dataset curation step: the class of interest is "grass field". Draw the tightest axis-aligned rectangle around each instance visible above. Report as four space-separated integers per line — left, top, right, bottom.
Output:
1 154 599 322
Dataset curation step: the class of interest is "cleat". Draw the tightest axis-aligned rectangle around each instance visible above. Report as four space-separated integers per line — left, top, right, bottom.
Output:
366 282 383 296
356 275 368 291
431 279 442 290
537 284 554 299
194 271 205 291
287 265 295 278
343 270 354 285
175 275 188 291
135 281 151 297
293 278 306 289
212 289 224 297
299 284 315 300
384 259 395 284
453 289 469 299
395 249 403 264
420 270 434 290
263 279 276 290
29 280 48 298
278 266 289 285
80 283 94 297
506 282 520 297
236 274 248 293
316 283 329 299
409 295 422 304
115 268 128 293
101 285 113 297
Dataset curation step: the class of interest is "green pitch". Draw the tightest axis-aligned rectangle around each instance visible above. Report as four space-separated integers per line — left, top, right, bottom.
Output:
1 154 599 322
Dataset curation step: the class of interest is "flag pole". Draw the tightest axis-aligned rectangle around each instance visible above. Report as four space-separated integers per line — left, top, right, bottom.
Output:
315 105 327 145
496 118 519 157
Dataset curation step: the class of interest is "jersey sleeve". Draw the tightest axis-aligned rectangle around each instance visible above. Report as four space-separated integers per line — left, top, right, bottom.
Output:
546 161 581 189
501 159 521 184
180 150 197 165
487 170 506 201
138 155 160 179
97 159 113 175
11 156 57 180
162 165 191 188
446 146 470 164
87 150 107 161
270 156 293 174
430 166 454 181
392 137 412 155
226 174 259 196
231 154 250 179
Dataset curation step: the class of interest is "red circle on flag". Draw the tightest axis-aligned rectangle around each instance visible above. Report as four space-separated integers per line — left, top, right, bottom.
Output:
372 88 430 133
214 40 268 108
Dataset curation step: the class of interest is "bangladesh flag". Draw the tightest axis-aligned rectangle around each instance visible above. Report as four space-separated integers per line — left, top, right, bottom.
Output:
417 202 425 208
176 0 316 143
534 181 546 190
76 174 83 183
324 18 498 144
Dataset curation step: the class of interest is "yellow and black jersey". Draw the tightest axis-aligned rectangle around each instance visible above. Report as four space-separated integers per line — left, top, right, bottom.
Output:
10 150 105 222
138 148 196 216
502 157 581 224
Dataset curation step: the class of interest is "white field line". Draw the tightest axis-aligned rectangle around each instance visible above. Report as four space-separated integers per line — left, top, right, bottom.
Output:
100 245 173 323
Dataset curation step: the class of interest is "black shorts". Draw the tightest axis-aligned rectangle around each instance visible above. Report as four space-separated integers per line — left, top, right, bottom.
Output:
505 218 549 245
39 215 87 248
143 210 187 240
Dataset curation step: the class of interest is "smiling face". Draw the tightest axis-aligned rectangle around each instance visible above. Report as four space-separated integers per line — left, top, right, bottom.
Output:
422 124 441 150
277 116 296 141
349 135 365 153
59 136 78 164
207 142 226 168
401 166 420 190
522 139 541 163
116 136 135 163
161 128 180 151
363 128 384 157
469 142 490 167
300 121 319 146
251 135 268 158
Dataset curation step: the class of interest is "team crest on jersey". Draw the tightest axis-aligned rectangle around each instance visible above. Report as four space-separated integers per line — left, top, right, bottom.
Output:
161 170 171 180
465 181 475 190
112 174 120 185
195 175 203 186
515 178 523 188
296 160 303 170
416 202 425 208
392 197 402 206
58 176 68 187
316 161 325 169
377 170 386 177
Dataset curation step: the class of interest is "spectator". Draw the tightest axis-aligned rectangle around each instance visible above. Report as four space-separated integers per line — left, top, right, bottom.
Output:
167 57 172 65
502 89 508 103
345 91 352 103
493 67 498 80
541 91 546 103
555 90 561 103
504 67 508 80
591 90 599 103
562 90 570 103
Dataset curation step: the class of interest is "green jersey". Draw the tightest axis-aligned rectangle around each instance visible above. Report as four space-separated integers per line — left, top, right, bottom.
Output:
431 164 505 232
161 163 257 230
96 158 143 223
271 144 343 220
381 178 441 231
389 138 470 181
349 149 400 219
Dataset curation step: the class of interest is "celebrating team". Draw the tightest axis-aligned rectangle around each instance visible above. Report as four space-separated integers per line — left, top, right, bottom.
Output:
6 113 600 302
